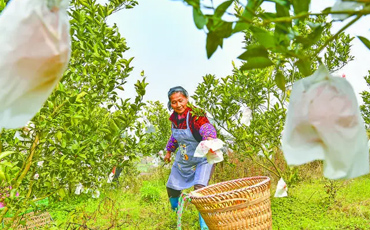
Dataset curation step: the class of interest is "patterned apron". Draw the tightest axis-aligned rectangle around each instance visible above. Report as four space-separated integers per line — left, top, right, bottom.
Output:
166 113 213 191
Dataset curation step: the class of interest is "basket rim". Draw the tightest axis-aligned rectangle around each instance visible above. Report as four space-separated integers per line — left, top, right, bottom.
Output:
189 176 270 199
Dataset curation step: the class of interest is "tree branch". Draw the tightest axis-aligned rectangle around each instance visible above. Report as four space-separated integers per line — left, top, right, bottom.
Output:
261 9 370 25
314 14 363 57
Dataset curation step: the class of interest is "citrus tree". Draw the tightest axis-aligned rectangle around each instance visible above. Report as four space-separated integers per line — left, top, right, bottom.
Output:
192 13 354 183
360 71 370 129
177 0 369 84
0 0 147 226
137 101 171 157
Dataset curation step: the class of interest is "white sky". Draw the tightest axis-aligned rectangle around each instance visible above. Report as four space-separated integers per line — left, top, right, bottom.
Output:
107 0 370 105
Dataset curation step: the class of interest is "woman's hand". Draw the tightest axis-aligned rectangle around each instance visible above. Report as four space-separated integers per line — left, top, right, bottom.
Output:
206 137 214 153
164 151 172 163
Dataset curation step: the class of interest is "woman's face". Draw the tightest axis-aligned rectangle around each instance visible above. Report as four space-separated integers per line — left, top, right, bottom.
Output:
170 92 188 115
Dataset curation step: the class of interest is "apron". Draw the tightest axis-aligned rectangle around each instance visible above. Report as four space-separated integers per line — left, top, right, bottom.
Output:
167 113 213 191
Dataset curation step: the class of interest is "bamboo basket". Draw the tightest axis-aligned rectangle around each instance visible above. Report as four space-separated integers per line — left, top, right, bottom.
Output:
3 212 52 229
189 176 271 230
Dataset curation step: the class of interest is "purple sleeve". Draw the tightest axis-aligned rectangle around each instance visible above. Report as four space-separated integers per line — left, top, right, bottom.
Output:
199 123 217 140
166 134 179 152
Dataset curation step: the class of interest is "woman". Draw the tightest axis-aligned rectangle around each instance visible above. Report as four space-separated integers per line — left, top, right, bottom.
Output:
164 86 216 230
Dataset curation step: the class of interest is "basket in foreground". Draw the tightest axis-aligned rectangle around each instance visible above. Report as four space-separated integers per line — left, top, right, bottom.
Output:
189 176 271 230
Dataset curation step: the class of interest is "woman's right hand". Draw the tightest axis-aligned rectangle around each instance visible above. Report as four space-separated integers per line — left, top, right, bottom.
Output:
164 151 172 163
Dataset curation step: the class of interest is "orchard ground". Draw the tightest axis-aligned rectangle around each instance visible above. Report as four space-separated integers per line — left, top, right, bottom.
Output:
19 154 370 230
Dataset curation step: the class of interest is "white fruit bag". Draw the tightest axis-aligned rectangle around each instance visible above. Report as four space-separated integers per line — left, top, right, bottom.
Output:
282 65 369 179
75 183 84 195
194 139 225 164
0 0 71 129
274 178 288 198
107 172 114 183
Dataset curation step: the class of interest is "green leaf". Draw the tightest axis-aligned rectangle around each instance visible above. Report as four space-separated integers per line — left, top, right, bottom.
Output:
295 36 310 46
0 151 15 161
73 115 84 119
238 45 269 60
214 0 234 18
98 5 105 18
79 0 90 8
250 26 276 49
358 36 370 50
206 32 223 58
60 154 67 162
193 8 207 29
65 159 75 165
76 91 87 101
188 103 206 117
56 131 63 141
292 0 310 15
275 71 286 91
240 57 274 70
274 2 291 46
266 0 289 6
214 21 233 38
61 140 67 148
47 101 54 109
242 0 262 21
101 128 112 134
275 2 290 18
295 26 324 49
0 166 5 181
185 0 200 8
0 0 5 12
233 21 250 33
306 26 324 48
58 188 66 199
0 161 14 168
296 58 312 76
322 7 332 14
109 120 120 134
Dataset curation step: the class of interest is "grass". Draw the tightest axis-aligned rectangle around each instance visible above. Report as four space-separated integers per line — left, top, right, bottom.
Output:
45 168 200 229
39 165 370 230
5 159 369 230
272 175 370 229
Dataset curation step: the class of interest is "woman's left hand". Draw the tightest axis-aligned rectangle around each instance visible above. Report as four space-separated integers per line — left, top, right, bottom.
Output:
206 137 214 153
164 151 172 163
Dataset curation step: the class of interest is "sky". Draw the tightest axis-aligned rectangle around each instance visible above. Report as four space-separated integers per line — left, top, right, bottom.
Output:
106 0 370 105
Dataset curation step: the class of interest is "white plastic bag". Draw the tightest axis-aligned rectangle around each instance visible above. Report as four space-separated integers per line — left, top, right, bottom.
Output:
240 106 252 126
107 172 114 183
194 139 225 164
0 0 71 129
274 178 288 198
75 183 84 195
92 189 100 199
282 65 369 179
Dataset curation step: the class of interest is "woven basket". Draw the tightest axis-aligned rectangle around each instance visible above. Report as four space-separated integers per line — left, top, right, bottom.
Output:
3 211 52 229
189 176 271 230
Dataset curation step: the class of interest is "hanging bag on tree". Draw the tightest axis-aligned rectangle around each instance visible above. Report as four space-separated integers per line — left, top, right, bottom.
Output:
282 65 369 179
0 0 71 129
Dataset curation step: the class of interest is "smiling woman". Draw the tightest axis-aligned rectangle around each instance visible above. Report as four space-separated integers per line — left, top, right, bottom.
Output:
167 86 189 114
164 86 217 229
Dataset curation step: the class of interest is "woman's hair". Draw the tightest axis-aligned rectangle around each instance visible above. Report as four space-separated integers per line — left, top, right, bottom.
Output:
167 86 189 111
